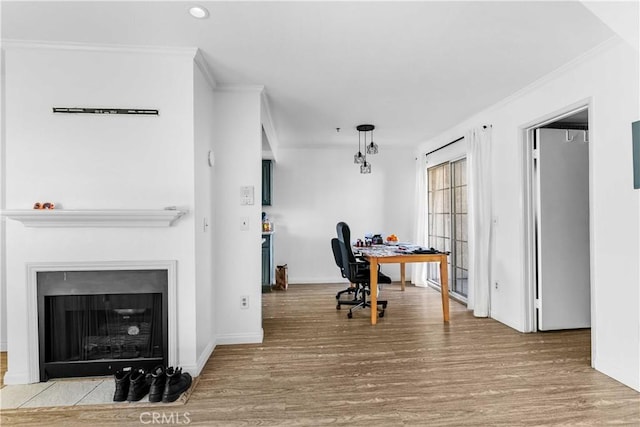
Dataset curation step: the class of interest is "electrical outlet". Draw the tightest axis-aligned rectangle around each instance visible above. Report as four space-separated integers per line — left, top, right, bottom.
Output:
240 295 249 309
240 217 249 231
495 281 499 290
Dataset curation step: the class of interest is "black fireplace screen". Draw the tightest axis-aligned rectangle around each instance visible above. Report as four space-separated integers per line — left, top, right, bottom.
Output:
45 293 163 363
37 270 168 380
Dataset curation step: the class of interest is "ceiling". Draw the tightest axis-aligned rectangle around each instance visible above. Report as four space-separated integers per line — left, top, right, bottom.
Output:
1 1 621 150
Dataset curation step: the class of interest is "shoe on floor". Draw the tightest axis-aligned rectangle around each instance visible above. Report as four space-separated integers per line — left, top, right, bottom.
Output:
147 365 166 403
113 367 132 402
126 368 150 402
162 367 192 403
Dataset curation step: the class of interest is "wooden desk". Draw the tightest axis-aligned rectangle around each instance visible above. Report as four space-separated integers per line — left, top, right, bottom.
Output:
357 247 450 325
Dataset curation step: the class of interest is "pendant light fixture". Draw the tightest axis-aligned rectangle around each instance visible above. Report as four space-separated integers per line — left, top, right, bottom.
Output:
360 160 372 174
356 124 377 174
354 130 365 164
366 130 378 154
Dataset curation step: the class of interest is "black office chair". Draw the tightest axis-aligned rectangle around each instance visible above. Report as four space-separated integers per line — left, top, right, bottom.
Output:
336 221 390 319
331 237 363 307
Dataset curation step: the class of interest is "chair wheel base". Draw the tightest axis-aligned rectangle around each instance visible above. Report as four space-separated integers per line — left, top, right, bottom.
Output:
336 304 341 310
347 312 353 319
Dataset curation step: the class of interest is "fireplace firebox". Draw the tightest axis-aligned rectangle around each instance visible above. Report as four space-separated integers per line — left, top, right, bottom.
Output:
37 270 168 381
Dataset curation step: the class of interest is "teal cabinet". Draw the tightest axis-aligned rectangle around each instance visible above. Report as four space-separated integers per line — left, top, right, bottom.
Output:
262 234 272 292
262 160 272 206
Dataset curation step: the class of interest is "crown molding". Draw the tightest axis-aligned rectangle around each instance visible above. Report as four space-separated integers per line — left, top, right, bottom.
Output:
214 84 265 93
278 142 416 151
194 48 217 89
484 35 622 115
260 91 280 160
2 39 218 88
415 35 625 155
1 39 199 57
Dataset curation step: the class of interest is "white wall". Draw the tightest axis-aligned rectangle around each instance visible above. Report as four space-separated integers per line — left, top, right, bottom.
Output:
212 87 263 344
0 44 202 382
193 61 216 370
0 45 272 383
0 44 6 351
417 38 640 391
265 146 415 284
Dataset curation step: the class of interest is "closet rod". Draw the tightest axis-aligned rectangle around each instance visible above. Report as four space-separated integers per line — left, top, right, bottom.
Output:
424 125 491 158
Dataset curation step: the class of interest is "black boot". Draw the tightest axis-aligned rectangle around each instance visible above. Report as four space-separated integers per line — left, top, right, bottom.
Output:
162 367 192 403
126 368 150 402
147 365 166 403
113 368 131 402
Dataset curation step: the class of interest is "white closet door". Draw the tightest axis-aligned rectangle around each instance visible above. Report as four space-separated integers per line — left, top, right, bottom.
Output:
536 128 590 331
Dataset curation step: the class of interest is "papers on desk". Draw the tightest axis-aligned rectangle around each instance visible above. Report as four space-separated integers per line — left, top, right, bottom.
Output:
397 243 421 251
354 246 395 257
354 244 418 257
354 243 444 257
394 243 446 254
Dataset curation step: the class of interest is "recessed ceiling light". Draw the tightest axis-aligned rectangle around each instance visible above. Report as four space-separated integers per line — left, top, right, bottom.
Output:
189 5 209 19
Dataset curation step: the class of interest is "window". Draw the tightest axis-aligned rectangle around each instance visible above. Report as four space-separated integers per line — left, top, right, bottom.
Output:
427 158 468 299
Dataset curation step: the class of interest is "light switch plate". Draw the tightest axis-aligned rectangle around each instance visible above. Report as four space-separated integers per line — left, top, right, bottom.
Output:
240 186 254 205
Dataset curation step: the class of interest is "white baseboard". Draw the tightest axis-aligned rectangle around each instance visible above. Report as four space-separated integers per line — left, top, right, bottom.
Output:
3 370 35 385
190 340 216 378
288 275 402 284
184 333 261 377
0 341 6 352
215 329 264 345
288 277 348 284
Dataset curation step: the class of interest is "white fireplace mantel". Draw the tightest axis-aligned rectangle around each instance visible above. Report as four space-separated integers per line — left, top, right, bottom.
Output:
1 209 187 228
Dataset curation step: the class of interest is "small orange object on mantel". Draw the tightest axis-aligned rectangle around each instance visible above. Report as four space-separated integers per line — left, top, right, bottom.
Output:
33 202 55 210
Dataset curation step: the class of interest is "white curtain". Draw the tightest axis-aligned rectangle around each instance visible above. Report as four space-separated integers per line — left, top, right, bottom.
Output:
466 126 493 317
412 155 429 286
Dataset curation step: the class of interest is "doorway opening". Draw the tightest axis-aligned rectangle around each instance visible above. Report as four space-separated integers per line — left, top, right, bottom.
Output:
522 105 591 333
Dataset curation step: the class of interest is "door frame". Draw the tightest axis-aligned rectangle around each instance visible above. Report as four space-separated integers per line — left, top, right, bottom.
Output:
520 100 593 337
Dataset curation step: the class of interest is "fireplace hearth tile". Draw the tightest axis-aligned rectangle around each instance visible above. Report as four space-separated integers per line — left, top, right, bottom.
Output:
0 376 197 410
21 380 101 408
76 379 122 405
0 382 53 409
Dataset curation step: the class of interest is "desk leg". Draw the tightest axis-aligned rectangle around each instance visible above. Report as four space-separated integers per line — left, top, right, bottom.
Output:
439 255 450 322
400 263 406 291
370 258 379 325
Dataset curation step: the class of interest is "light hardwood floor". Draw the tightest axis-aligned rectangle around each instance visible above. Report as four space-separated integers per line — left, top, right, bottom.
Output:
0 351 6 389
1 283 639 426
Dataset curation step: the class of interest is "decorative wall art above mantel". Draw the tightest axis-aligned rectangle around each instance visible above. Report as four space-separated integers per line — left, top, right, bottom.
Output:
52 107 159 115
